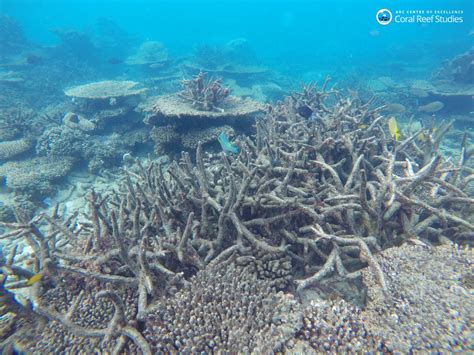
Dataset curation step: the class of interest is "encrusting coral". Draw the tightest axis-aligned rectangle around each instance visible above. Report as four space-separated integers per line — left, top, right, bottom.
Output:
1 79 472 353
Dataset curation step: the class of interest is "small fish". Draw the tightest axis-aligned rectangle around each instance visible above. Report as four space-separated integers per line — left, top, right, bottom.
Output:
297 104 313 118
385 103 406 114
26 273 42 286
358 123 368 129
388 117 401 141
218 132 239 154
418 101 444 113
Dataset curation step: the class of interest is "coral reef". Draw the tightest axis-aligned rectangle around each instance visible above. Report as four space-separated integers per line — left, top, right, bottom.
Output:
141 73 264 154
36 126 89 158
36 125 149 174
0 82 472 353
49 28 97 61
361 244 472 352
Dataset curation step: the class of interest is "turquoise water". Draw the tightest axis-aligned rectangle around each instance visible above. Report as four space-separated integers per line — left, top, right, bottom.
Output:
2 0 472 77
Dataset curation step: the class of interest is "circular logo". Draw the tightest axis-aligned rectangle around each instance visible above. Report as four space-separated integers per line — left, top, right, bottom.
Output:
376 9 393 25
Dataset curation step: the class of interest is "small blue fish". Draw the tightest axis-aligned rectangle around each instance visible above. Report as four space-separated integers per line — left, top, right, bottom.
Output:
218 132 239 154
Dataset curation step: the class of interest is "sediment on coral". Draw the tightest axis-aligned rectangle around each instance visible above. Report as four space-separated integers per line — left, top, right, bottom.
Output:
0 80 472 353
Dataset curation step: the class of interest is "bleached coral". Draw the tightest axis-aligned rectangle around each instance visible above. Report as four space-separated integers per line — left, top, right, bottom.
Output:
64 80 146 100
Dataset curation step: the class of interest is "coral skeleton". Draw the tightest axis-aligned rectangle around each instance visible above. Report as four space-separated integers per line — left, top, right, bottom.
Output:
1 80 472 353
178 71 230 111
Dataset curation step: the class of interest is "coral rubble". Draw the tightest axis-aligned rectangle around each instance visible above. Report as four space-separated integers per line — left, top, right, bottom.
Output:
1 81 472 353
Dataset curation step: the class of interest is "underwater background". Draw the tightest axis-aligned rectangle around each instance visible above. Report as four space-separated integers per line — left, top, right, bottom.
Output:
0 0 473 353
3 0 473 78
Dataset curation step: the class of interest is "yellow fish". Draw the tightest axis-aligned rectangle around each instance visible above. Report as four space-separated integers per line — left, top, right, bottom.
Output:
26 273 42 286
358 123 368 129
417 132 426 142
388 117 400 141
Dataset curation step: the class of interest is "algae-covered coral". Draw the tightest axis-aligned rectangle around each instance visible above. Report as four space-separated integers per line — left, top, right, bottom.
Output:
0 81 472 353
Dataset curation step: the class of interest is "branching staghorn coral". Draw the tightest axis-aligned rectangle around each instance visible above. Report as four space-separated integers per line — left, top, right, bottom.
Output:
178 71 230 111
1 79 473 352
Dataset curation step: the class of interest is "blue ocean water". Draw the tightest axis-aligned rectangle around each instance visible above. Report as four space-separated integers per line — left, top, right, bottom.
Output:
2 0 472 78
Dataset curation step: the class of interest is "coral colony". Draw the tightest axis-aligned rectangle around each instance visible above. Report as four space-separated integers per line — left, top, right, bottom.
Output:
1 77 472 353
